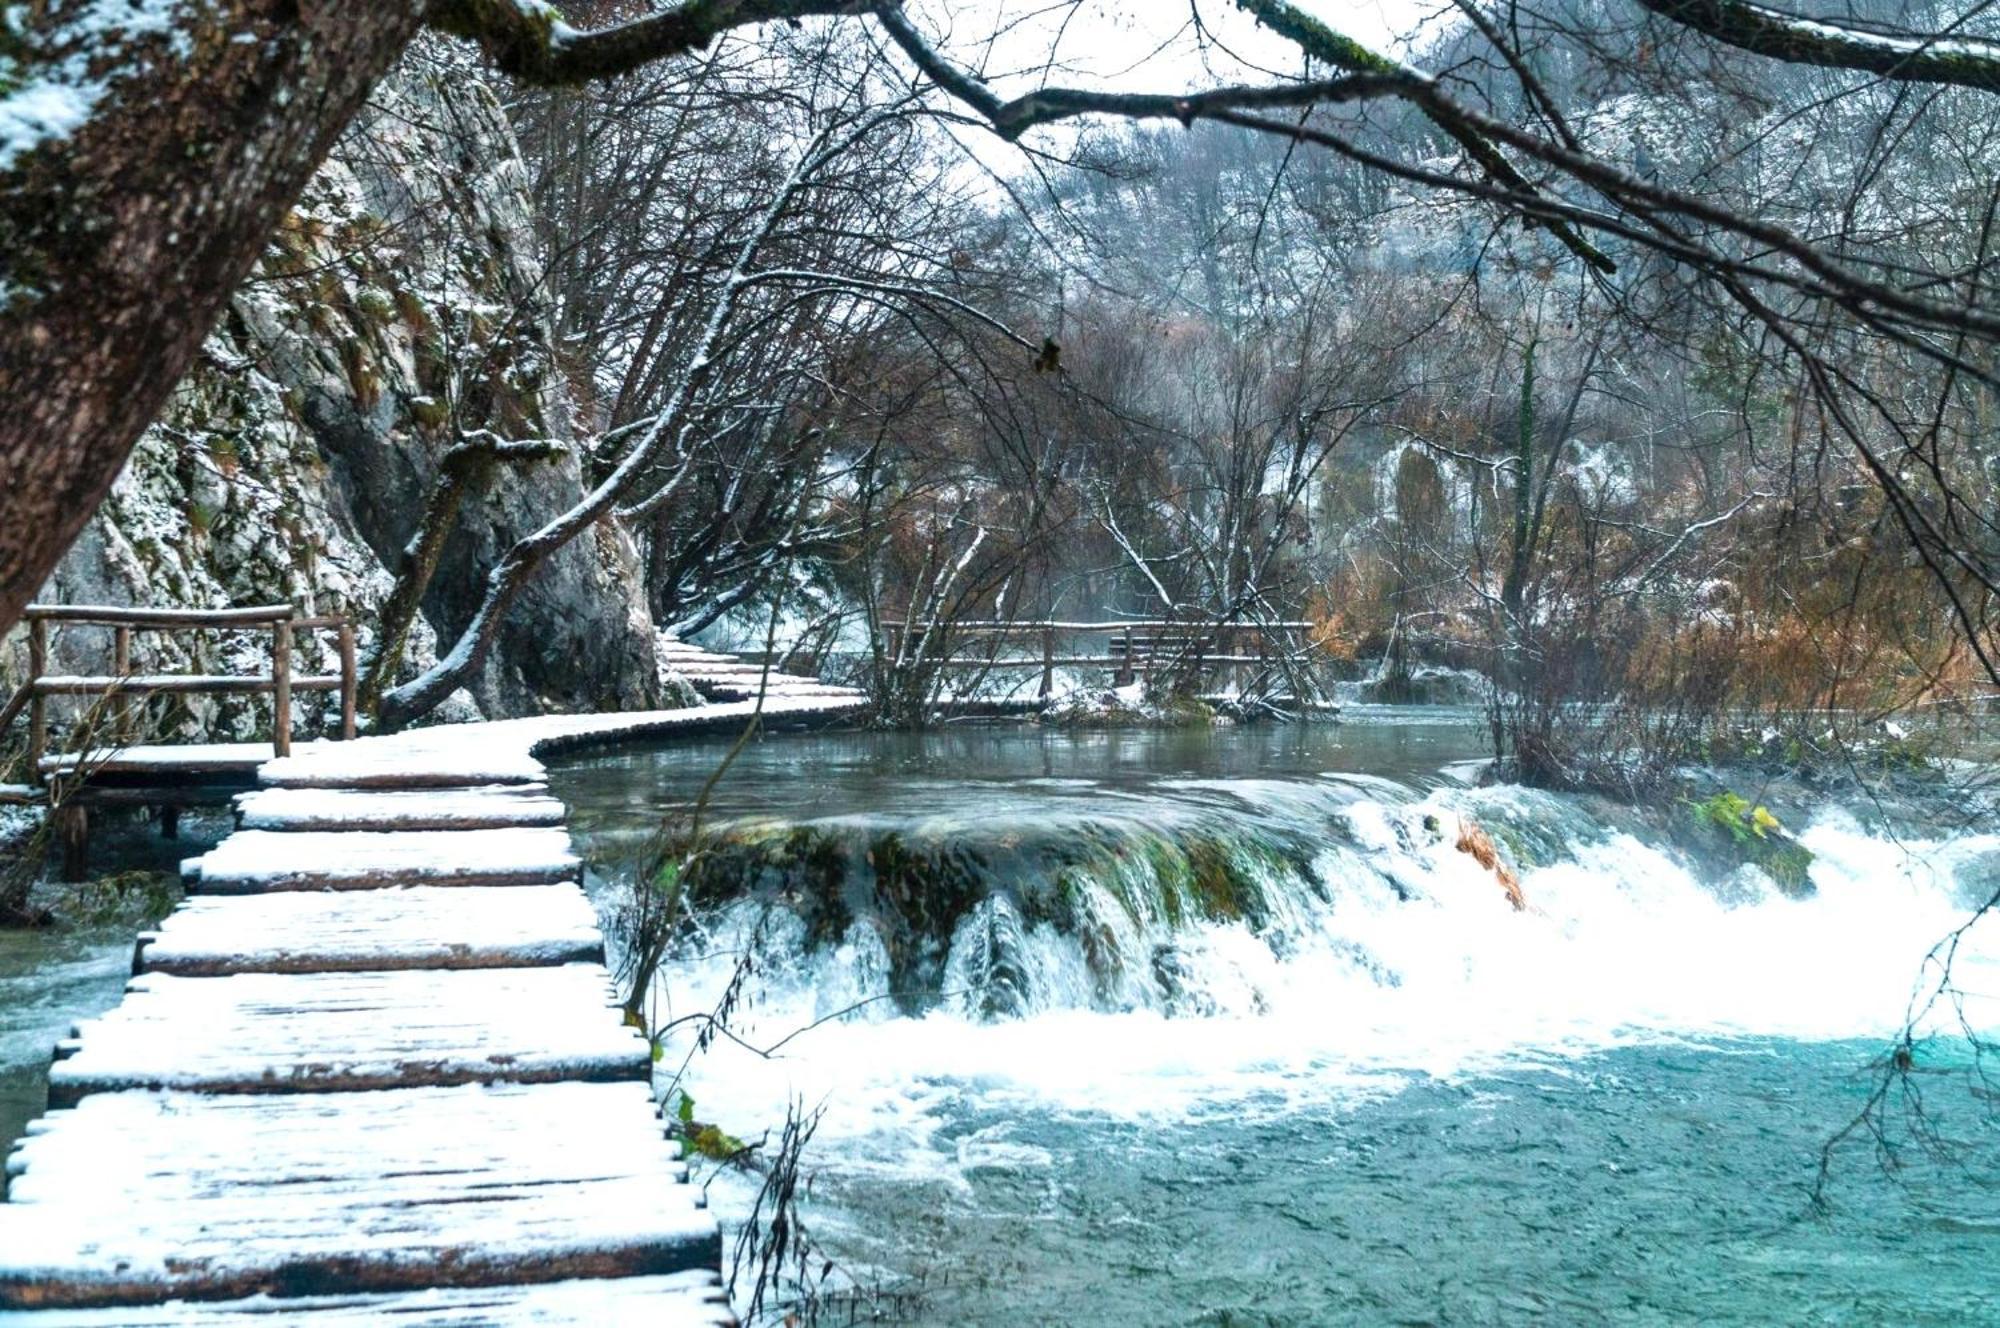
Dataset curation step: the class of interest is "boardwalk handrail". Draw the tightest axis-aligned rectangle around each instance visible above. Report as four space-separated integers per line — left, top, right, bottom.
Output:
1 603 359 772
877 616 1319 696
878 618 1315 632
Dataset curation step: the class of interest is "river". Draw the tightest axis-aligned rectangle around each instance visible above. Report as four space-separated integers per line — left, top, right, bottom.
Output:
556 711 2000 1325
1 715 1992 1321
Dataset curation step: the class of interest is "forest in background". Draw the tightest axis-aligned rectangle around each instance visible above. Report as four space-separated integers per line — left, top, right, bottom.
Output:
480 0 1998 789
4 0 1998 795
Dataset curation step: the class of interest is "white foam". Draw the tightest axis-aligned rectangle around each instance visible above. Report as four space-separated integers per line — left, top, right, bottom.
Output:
643 793 2000 1190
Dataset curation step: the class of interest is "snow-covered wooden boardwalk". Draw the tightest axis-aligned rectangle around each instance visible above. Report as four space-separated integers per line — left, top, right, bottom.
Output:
0 651 865 1319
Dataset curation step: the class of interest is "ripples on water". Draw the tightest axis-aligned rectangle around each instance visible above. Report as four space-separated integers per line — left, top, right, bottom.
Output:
558 717 2000 1325
0 812 225 1165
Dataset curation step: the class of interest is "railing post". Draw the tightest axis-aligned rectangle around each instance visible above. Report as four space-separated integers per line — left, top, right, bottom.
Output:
27 615 47 775
337 619 358 740
1039 625 1055 702
112 625 134 745
56 803 88 883
1115 628 1134 687
271 619 293 757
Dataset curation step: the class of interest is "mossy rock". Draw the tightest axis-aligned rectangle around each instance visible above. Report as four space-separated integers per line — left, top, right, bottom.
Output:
1160 695 1217 727
1680 790 1815 896
408 395 451 430
352 287 398 330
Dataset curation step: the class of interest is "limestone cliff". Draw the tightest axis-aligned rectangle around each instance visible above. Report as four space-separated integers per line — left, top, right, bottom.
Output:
14 54 659 741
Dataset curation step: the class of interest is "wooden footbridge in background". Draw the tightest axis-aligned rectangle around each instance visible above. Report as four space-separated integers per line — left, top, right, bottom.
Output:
879 617 1322 701
0 619 867 1321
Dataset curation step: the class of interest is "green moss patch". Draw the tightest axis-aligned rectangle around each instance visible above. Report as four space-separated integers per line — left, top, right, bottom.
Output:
1682 790 1815 896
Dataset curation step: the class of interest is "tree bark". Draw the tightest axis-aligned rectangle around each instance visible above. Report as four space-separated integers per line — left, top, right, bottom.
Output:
0 0 426 633
1635 0 2000 92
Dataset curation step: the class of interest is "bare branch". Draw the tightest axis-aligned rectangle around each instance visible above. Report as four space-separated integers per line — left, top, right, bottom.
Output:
1638 0 2000 92
429 0 874 84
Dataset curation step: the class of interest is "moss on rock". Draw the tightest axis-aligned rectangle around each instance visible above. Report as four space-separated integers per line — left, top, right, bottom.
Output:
1681 790 1815 896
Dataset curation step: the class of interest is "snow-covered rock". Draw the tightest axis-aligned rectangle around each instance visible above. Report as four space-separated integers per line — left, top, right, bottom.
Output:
12 52 660 740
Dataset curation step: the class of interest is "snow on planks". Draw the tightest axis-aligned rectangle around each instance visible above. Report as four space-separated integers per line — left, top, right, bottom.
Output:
655 637 867 705
234 784 567 832
0 675 871 1318
259 750 547 789
7 1084 687 1205
46 964 651 1106
191 826 580 892
137 884 605 975
38 742 333 780
6 1272 736 1325
0 1083 721 1306
0 1174 718 1308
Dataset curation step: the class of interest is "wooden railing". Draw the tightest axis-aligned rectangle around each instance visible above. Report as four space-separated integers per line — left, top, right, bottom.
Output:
878 618 1317 697
0 603 358 771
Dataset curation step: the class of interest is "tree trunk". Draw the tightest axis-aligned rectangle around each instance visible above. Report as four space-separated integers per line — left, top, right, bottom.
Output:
0 0 425 634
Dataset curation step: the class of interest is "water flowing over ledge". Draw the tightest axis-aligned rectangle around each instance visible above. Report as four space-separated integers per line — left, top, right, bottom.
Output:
555 723 2000 1324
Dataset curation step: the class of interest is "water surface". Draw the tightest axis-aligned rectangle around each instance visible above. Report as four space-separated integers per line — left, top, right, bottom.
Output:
556 718 2000 1325
0 809 222 1167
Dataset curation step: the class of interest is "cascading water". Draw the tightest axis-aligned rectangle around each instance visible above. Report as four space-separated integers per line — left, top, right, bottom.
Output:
556 717 2000 1325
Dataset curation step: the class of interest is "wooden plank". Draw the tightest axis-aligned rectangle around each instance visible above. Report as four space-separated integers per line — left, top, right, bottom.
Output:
687 677 850 692
0 1175 718 1309
23 604 295 627
68 784 246 809
191 827 579 893
336 620 357 740
233 785 565 832
137 884 605 975
56 803 88 881
7 1083 685 1204
3 1273 736 1325
29 615 46 771
272 620 293 758
46 965 648 1105
113 625 133 743
34 675 344 696
874 617 1314 630
259 751 546 788
42 743 328 777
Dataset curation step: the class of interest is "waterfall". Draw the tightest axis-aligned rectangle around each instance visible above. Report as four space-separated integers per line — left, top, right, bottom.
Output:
642 774 2000 1114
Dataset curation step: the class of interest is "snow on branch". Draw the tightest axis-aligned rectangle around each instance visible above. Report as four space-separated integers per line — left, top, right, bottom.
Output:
428 0 872 85
1639 0 2000 92
873 0 1614 273
0 0 195 175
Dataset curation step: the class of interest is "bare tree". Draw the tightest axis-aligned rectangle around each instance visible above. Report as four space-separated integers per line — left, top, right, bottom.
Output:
12 0 2000 700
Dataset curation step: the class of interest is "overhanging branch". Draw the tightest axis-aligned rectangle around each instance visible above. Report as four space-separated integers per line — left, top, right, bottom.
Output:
428 0 873 84
871 5 1410 137
1637 0 2000 92
1231 0 1617 273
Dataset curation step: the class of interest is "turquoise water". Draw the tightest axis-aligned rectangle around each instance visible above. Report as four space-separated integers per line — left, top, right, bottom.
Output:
557 720 2000 1325
0 810 220 1168
795 1040 1998 1326
0 928 129 1170
1 720 1990 1321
